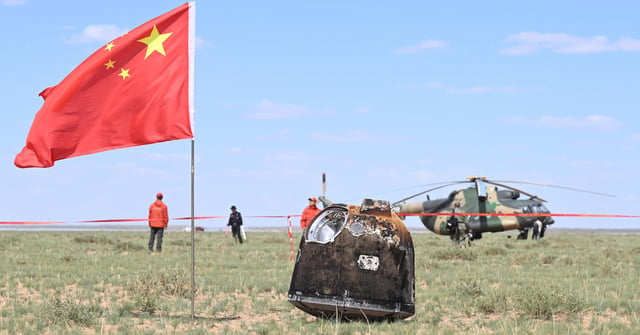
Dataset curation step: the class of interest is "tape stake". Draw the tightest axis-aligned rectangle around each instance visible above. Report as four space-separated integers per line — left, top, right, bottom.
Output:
288 216 294 261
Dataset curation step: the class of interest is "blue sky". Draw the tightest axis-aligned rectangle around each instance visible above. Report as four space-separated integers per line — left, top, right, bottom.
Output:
2 1 639 230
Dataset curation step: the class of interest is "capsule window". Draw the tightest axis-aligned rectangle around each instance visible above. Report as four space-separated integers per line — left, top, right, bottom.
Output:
306 207 349 243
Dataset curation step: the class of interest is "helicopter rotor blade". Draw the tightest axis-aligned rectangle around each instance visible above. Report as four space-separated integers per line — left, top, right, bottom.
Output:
370 181 464 200
484 180 547 202
392 181 468 206
492 180 616 198
377 181 464 196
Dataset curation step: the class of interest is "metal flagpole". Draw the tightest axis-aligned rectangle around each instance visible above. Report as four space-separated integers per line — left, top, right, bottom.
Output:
189 2 197 322
190 138 195 321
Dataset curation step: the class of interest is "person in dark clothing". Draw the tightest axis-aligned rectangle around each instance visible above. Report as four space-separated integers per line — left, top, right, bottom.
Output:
449 202 471 248
228 205 244 244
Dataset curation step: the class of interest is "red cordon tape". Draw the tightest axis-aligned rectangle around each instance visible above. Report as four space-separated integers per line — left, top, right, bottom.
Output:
1 212 638 225
399 213 640 218
0 221 64 225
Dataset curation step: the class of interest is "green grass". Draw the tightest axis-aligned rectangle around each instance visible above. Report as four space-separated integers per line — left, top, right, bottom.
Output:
1 230 640 334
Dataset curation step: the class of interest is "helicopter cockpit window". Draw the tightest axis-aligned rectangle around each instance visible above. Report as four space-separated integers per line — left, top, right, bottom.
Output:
522 206 531 214
535 203 550 214
306 207 349 244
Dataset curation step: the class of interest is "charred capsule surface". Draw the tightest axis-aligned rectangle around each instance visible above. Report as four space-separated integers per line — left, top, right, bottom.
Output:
287 199 415 321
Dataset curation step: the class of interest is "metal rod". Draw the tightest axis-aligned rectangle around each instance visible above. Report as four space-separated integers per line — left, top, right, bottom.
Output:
190 138 195 322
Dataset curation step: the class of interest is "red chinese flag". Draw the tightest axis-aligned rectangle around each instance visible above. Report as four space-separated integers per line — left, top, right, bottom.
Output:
15 2 195 168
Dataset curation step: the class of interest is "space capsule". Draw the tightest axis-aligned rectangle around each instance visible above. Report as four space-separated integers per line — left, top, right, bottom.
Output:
287 199 415 321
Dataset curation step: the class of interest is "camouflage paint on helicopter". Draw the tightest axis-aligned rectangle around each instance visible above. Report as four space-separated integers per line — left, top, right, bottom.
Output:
392 177 555 240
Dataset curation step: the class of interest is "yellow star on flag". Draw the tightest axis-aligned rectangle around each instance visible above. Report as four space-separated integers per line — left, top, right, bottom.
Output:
105 42 115 52
104 59 116 70
138 25 173 59
118 68 130 80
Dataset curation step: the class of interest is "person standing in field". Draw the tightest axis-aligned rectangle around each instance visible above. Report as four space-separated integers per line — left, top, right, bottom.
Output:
228 205 244 244
148 192 169 252
449 202 471 248
300 197 321 231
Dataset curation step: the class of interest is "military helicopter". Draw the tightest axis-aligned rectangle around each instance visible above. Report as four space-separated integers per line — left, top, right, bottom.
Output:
389 176 614 243
319 175 614 244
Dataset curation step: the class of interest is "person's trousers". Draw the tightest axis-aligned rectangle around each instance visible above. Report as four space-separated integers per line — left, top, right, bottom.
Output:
231 226 243 244
149 227 165 251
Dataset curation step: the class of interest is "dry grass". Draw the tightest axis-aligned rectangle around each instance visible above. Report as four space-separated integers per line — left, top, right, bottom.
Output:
1 229 640 334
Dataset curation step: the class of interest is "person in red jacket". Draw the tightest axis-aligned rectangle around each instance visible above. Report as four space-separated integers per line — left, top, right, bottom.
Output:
300 197 321 230
148 192 169 252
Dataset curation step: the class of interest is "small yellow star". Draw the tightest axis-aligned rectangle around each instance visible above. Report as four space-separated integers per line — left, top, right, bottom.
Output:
137 25 172 59
105 42 115 52
118 68 130 80
104 59 116 69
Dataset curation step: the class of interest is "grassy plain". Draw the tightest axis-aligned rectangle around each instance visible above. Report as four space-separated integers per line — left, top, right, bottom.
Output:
1 229 640 334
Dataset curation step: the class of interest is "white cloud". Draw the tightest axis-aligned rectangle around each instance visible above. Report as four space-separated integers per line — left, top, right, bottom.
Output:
276 129 291 138
354 108 371 114
309 130 399 143
567 159 619 169
318 108 337 115
195 36 208 49
262 152 318 171
224 147 244 153
501 32 640 55
630 134 640 141
145 153 191 162
423 82 448 89
65 24 127 44
393 40 446 54
499 115 623 131
406 82 447 89
2 0 27 6
247 100 313 119
27 188 46 195
448 85 547 94
414 82 547 94
264 152 314 162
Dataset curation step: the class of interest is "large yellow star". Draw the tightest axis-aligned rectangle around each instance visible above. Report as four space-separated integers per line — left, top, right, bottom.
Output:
137 25 173 59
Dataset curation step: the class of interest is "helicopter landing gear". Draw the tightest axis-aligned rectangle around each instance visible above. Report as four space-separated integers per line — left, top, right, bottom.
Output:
517 228 529 240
